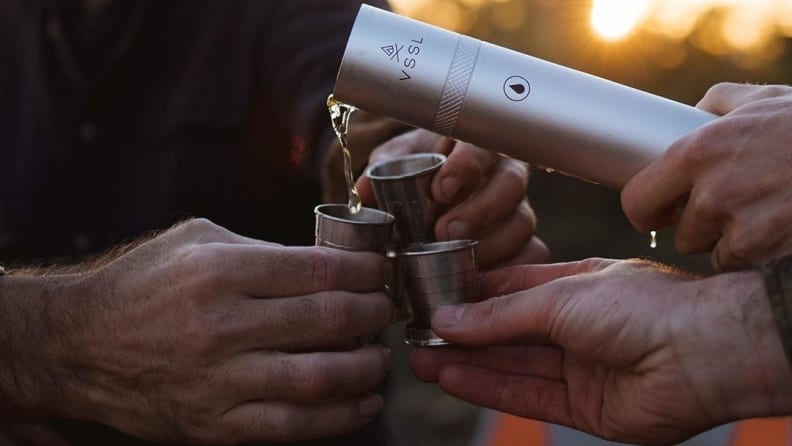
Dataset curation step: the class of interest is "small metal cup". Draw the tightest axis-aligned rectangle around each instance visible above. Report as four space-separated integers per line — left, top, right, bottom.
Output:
399 240 481 346
314 204 395 252
314 204 396 345
365 153 447 247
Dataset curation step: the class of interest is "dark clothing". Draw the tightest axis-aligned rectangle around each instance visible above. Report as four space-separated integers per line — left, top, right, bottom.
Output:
0 0 386 265
0 0 390 444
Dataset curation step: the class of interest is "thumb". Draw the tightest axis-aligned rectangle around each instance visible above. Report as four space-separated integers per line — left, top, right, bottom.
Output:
433 259 615 346
430 290 560 346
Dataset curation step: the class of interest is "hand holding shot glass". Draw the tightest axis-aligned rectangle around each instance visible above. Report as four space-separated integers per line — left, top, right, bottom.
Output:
364 152 483 345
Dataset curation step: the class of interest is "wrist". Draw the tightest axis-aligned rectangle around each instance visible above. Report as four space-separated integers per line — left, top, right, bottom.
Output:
691 271 792 422
0 272 93 421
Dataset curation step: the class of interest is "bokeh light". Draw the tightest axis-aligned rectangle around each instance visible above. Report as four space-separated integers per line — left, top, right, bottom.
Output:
590 0 650 40
390 0 792 64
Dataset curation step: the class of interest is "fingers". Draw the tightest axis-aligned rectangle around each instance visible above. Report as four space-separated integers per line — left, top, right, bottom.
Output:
410 346 563 382
672 184 722 255
228 291 393 350
222 394 383 443
432 291 557 346
207 245 388 297
431 142 499 204
436 365 571 428
435 157 528 241
431 259 616 346
481 259 611 298
697 82 792 116
472 202 538 267
223 347 392 403
621 133 697 233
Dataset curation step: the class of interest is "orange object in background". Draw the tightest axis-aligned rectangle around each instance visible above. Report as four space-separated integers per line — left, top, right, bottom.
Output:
477 411 792 446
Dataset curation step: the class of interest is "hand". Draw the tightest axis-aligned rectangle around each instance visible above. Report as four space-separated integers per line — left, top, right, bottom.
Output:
357 128 549 268
410 259 792 445
1 219 393 444
622 83 792 271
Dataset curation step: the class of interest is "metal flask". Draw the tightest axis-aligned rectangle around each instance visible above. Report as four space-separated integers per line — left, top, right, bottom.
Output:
333 5 717 189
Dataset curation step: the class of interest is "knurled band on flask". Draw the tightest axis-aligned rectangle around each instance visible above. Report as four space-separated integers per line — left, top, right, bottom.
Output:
432 35 481 135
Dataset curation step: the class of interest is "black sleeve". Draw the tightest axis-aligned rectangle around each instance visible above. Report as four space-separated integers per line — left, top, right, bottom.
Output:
261 0 391 180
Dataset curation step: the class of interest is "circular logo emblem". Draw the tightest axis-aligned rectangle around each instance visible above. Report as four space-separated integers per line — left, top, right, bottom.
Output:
503 75 531 102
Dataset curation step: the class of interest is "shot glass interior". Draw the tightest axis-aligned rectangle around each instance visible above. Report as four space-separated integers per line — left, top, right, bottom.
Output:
315 204 395 225
366 153 446 180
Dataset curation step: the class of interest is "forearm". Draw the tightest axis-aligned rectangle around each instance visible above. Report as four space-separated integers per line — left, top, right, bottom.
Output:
0 272 87 422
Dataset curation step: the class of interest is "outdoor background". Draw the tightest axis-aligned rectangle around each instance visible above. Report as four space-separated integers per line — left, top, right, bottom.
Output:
377 0 792 445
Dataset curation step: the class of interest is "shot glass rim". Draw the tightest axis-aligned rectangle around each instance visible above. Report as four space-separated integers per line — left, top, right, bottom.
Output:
314 203 395 226
399 239 478 256
365 153 447 181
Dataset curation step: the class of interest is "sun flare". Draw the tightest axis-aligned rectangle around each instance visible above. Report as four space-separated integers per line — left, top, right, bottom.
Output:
590 0 651 40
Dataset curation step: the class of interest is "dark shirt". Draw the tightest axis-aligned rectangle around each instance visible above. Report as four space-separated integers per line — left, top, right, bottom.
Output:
0 0 390 444
0 0 387 265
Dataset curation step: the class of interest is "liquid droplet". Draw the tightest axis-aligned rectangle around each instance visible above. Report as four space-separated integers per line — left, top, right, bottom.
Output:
649 230 657 249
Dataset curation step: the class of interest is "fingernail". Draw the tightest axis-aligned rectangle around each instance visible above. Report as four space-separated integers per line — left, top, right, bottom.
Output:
359 394 384 418
447 220 468 240
441 177 460 201
433 305 465 328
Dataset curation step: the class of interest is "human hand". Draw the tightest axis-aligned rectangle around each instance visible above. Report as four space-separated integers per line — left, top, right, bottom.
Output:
411 258 792 445
357 128 549 268
622 83 792 271
11 219 393 444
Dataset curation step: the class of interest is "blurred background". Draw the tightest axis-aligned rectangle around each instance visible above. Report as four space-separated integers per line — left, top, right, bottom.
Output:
379 1 792 444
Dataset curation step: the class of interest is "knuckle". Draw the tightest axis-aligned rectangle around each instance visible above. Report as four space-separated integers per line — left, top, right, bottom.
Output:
703 81 735 100
688 187 723 219
181 244 229 288
671 129 711 169
298 359 341 400
476 295 509 324
179 217 219 236
320 295 353 335
754 84 792 101
577 257 611 273
308 247 337 290
266 408 306 441
501 159 529 189
515 202 537 229
722 229 761 269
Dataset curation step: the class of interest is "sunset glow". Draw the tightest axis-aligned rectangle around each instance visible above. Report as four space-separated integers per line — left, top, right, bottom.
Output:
591 0 650 40
391 0 792 58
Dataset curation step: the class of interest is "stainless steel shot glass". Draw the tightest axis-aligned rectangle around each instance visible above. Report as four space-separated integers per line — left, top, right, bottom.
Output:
398 240 480 346
314 204 394 252
314 204 396 345
365 153 447 247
